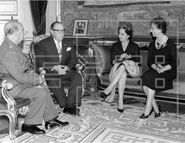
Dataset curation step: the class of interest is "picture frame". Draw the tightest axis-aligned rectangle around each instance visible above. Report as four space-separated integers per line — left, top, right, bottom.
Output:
73 20 88 36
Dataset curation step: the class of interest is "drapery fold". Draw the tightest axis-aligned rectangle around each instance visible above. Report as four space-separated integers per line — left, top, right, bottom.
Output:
30 0 48 36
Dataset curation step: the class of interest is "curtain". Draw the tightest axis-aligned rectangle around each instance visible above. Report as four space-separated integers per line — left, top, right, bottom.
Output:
30 0 48 36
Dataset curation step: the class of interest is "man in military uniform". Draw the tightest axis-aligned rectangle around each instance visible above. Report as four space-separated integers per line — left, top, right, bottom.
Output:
0 21 69 134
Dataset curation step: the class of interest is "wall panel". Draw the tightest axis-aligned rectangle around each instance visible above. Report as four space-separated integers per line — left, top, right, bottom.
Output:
60 1 185 38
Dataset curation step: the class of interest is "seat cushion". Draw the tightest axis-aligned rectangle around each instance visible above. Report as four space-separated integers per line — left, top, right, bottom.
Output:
0 97 30 109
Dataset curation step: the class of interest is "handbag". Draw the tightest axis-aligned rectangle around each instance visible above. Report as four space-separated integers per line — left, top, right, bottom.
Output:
124 60 140 77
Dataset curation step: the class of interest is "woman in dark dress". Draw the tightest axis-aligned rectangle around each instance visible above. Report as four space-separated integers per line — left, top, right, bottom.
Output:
140 17 177 119
100 22 140 113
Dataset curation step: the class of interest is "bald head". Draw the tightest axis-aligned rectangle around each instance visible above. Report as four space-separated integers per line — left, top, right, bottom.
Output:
4 20 24 44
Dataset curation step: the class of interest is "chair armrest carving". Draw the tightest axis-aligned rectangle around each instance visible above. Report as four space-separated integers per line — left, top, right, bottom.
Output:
1 80 17 114
76 52 88 72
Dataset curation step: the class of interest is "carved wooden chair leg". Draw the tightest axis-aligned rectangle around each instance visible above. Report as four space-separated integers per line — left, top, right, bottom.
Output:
8 112 17 140
0 111 17 140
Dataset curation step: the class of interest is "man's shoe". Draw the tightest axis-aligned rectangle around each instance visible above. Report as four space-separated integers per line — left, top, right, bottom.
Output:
45 118 69 130
45 121 59 130
63 107 80 115
22 124 45 134
54 119 69 126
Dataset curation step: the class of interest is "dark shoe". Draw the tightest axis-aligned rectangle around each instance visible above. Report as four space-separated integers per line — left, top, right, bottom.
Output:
54 119 69 126
45 119 69 129
99 92 109 101
155 112 161 118
63 107 80 115
154 105 162 118
22 124 45 134
45 121 59 130
117 108 124 113
139 113 150 119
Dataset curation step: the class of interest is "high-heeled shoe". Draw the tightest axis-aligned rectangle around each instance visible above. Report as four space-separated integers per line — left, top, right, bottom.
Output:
139 107 154 119
139 113 150 119
154 105 162 118
117 108 124 113
155 112 161 118
99 92 109 101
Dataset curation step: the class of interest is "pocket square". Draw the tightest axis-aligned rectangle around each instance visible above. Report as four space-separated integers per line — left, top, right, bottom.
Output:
67 47 71 51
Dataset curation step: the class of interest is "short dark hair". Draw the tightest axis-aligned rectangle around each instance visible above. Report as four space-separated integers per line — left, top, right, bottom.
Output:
150 17 167 34
50 21 63 30
118 22 133 40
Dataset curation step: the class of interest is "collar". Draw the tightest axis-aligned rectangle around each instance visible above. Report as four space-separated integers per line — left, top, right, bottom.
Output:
4 37 20 50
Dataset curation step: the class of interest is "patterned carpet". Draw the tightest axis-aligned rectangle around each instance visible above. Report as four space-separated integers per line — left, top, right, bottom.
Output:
0 98 185 143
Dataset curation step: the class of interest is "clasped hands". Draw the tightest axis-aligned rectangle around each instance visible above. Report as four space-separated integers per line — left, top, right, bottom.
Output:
114 53 131 64
51 65 69 75
152 64 166 73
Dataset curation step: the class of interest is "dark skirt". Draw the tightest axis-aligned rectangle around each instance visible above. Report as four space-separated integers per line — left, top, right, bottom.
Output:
141 69 176 92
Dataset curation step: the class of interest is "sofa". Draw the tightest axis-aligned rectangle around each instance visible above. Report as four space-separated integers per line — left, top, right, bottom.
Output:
89 38 185 109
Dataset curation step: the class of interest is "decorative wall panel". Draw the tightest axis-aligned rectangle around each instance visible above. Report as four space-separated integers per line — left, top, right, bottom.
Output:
0 0 17 15
0 20 8 44
61 1 185 37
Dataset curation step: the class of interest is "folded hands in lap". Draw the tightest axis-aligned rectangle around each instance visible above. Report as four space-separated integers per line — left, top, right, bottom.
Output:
51 65 69 75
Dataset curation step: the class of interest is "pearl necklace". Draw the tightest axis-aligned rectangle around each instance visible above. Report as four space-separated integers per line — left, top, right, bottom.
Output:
155 35 168 49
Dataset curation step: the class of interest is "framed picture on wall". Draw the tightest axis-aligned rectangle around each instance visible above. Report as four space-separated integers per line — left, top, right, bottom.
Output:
73 20 88 36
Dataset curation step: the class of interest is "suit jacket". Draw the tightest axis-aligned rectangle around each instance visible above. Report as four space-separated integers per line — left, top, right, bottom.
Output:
0 38 40 96
35 36 77 75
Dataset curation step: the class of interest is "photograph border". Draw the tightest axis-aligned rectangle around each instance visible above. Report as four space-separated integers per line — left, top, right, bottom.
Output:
73 19 88 36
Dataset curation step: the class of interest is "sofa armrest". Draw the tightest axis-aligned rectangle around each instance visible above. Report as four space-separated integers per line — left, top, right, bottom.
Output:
89 41 112 77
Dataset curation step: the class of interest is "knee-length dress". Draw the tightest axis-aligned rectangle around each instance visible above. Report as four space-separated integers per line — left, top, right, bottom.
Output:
141 38 177 92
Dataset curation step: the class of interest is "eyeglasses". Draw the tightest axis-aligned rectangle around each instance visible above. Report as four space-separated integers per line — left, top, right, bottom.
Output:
52 29 65 33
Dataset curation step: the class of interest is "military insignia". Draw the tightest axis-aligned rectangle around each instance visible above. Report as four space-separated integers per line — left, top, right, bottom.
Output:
8 45 14 49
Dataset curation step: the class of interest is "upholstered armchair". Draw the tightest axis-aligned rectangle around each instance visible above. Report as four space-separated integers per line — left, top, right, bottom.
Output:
0 80 30 140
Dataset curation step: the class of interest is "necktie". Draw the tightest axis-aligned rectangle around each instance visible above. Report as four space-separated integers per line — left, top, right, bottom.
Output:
57 42 62 53
57 42 62 62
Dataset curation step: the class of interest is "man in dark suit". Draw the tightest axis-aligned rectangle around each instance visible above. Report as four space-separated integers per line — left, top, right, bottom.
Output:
0 21 69 134
35 21 82 115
